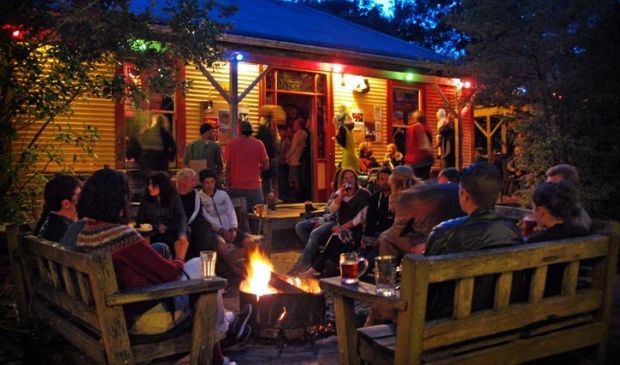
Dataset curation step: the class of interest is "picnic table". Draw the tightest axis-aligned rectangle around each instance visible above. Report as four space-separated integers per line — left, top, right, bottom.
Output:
247 202 325 253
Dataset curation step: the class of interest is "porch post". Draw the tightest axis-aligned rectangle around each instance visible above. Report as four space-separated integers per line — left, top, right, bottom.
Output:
230 56 239 138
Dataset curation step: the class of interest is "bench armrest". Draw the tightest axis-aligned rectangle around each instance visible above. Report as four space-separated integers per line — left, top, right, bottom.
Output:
106 277 227 306
320 277 406 310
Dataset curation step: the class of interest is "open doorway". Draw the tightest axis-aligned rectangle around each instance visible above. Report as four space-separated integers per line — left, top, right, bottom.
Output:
264 69 331 202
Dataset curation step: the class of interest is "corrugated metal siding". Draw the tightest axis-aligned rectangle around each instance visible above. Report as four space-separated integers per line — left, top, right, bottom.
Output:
332 75 388 168
12 73 117 174
184 62 261 157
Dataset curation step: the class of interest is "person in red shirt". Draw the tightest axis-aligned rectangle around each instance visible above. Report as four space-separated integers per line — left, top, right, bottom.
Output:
403 110 434 180
226 121 270 229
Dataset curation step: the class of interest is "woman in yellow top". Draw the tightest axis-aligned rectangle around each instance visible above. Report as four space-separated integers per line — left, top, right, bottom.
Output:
334 105 358 170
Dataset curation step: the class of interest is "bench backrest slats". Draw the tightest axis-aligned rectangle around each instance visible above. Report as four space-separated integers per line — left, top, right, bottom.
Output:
396 234 615 355
563 261 580 296
32 280 100 329
22 235 103 328
421 289 603 351
529 265 548 304
424 235 608 282
494 271 512 309
76 271 94 306
453 277 474 319
61 266 77 297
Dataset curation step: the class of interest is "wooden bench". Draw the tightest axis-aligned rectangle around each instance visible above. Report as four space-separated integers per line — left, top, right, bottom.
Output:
321 223 619 365
6 225 227 365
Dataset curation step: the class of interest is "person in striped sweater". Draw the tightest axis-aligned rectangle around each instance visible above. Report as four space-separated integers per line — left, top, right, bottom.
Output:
61 168 251 360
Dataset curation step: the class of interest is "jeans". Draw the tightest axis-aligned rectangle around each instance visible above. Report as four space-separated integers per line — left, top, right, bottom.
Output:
291 219 336 272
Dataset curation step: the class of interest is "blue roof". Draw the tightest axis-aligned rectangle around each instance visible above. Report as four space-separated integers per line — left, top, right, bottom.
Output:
220 0 447 63
130 0 447 65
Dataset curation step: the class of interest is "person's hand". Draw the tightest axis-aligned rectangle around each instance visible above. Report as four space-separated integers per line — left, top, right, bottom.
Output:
229 228 238 241
220 228 232 242
174 236 189 261
331 225 344 234
158 224 167 234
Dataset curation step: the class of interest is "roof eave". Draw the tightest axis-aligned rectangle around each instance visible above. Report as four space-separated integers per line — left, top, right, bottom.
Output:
219 33 450 75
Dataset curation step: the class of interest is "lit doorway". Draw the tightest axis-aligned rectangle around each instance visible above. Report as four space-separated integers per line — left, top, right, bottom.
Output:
264 69 331 202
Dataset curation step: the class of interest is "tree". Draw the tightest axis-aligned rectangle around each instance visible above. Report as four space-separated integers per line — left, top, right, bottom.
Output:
292 0 466 58
451 0 620 218
0 0 235 222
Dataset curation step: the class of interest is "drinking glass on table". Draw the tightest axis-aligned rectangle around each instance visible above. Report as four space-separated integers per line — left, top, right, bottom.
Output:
339 252 368 285
374 256 397 297
200 250 217 280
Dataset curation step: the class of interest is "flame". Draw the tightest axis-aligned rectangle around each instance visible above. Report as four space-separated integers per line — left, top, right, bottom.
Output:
239 247 277 298
286 276 322 294
277 306 287 322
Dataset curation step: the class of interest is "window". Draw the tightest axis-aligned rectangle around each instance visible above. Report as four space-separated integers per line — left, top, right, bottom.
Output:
122 63 177 169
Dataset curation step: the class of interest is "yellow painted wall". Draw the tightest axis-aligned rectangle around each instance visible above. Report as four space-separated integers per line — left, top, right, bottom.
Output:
11 65 117 174
184 61 261 156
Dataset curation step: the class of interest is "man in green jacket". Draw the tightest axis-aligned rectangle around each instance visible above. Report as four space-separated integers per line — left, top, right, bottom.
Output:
183 124 223 176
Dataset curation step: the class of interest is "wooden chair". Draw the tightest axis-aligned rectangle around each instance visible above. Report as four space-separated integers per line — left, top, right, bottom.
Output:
7 225 226 365
321 225 619 365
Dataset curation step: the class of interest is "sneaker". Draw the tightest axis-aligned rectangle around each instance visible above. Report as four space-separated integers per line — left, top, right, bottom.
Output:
221 324 252 349
226 304 252 340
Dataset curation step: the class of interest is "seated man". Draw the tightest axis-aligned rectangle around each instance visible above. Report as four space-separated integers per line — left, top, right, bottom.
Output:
424 162 523 318
38 174 81 242
199 169 255 277
367 163 523 325
379 182 464 261
545 164 591 231
437 167 460 184
176 168 215 260
359 167 394 254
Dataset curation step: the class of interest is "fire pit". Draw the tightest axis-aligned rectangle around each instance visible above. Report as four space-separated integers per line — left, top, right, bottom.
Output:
239 248 325 339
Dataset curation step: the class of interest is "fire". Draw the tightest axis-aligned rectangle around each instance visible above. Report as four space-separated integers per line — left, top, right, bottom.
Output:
240 247 277 298
286 276 322 294
277 306 287 322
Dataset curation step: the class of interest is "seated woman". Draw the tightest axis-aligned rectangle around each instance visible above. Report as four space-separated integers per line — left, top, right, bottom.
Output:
358 142 380 173
63 168 251 360
527 181 589 296
301 168 370 277
527 181 589 243
137 171 188 257
289 169 341 275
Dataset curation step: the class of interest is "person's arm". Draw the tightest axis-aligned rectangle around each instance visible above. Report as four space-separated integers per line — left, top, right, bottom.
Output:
336 125 346 147
199 193 223 231
119 239 185 280
136 198 148 225
171 195 188 239
223 193 238 229
214 144 224 176
329 190 344 213
183 142 191 165
258 141 270 171
286 130 302 162
260 158 270 172
390 194 411 237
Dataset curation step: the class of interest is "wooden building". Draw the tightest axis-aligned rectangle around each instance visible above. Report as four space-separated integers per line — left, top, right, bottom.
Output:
20 0 475 201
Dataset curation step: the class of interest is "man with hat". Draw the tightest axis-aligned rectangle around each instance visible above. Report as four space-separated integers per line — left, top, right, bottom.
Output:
226 120 270 230
184 123 223 177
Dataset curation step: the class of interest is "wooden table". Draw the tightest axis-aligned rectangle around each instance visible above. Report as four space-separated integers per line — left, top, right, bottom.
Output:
247 203 325 253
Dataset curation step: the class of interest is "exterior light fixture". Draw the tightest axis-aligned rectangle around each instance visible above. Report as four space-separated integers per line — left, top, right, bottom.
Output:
405 73 414 81
235 52 244 61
